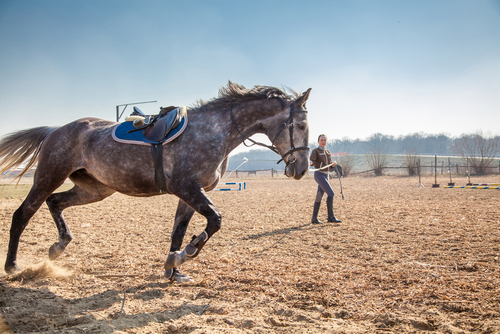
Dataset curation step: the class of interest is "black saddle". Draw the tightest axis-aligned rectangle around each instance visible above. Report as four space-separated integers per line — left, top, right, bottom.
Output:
128 106 183 143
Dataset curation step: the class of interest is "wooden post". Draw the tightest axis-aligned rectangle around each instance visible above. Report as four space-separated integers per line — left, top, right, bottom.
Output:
418 159 423 188
448 157 454 186
466 158 471 185
432 155 439 187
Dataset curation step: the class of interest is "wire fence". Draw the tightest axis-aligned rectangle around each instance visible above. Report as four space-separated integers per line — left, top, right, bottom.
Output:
226 160 500 178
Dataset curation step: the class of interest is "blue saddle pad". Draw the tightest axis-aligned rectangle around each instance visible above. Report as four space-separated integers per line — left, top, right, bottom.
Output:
112 114 187 146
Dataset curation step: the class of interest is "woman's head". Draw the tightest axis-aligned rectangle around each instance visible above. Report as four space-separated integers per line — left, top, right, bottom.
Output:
318 134 327 148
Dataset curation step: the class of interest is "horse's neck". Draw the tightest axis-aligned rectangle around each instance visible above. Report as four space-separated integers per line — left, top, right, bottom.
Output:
224 101 285 154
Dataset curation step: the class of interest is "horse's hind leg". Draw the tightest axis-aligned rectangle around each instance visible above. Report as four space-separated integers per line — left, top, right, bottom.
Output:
5 182 65 274
46 170 115 260
5 194 51 273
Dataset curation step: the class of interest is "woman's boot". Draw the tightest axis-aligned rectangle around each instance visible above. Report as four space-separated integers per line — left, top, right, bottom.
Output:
327 197 342 223
311 201 323 224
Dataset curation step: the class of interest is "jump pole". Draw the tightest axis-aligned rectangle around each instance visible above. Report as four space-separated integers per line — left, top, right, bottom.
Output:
471 183 500 186
214 182 247 191
445 185 500 189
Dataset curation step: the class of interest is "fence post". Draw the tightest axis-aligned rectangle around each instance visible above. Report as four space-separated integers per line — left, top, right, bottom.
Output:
448 157 454 186
466 158 471 185
418 159 423 187
432 155 439 187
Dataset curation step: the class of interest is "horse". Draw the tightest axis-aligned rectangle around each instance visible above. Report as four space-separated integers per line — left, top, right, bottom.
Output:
0 81 311 282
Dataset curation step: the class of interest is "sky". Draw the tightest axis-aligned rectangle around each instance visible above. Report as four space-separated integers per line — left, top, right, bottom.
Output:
0 0 499 156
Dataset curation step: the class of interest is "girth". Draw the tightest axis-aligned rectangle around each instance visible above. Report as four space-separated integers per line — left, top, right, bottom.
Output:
114 106 188 193
151 143 167 193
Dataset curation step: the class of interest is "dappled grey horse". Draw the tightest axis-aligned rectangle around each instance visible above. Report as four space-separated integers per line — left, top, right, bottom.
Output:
0 82 311 282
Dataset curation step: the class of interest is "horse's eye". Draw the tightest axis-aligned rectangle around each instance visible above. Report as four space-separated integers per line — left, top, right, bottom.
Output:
297 123 306 130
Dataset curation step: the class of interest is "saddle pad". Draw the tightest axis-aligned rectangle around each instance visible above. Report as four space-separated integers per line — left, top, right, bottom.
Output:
112 113 188 146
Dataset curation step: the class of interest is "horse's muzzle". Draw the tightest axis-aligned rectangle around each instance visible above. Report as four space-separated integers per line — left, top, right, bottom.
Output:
284 154 308 180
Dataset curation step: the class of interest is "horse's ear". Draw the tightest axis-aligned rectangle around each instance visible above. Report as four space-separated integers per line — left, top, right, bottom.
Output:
295 88 312 108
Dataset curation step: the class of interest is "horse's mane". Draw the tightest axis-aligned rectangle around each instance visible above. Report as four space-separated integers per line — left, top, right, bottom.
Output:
193 81 298 110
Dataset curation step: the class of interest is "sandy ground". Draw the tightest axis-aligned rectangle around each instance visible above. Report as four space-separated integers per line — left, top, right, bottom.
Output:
0 174 499 333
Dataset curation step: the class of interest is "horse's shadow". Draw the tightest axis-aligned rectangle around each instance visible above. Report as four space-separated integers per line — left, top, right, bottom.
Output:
244 222 334 241
0 281 208 333
243 223 313 240
242 223 335 257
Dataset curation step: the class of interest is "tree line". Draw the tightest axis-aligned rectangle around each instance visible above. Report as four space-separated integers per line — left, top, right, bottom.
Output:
326 132 456 155
228 131 500 175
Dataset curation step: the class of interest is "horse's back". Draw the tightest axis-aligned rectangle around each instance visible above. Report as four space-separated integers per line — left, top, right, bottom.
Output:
37 118 117 164
57 117 117 133
44 117 115 145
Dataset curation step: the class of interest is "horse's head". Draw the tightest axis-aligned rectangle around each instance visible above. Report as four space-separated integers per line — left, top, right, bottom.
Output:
268 88 311 180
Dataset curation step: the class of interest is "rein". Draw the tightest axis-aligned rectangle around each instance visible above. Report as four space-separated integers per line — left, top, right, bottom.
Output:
230 103 310 166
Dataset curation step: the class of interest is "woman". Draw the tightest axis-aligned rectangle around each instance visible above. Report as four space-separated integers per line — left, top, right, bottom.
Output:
309 134 342 224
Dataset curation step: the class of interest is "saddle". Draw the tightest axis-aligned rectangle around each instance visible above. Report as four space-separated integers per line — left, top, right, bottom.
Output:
127 106 186 142
113 106 188 194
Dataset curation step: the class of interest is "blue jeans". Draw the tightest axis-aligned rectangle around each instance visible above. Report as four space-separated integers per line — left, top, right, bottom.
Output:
314 171 334 202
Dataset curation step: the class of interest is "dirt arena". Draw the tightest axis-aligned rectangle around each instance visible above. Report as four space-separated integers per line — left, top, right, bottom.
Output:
1 174 499 333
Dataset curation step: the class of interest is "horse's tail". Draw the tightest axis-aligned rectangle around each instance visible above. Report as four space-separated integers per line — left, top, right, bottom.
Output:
0 126 59 181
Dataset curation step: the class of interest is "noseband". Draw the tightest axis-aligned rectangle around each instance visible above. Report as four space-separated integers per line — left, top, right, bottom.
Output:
230 103 310 173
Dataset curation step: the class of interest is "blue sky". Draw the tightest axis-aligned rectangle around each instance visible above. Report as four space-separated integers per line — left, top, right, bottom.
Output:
0 0 499 155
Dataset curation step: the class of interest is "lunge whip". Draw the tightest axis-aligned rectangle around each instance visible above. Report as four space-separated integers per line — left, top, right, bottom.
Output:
317 162 335 171
335 165 345 200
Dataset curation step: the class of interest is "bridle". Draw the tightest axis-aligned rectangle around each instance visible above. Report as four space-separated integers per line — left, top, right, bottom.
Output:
230 102 310 174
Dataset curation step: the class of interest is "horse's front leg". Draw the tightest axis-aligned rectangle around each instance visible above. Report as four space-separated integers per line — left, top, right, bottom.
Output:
165 200 196 283
165 182 221 274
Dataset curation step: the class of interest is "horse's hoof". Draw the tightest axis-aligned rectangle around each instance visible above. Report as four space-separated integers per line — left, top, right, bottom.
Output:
48 243 66 260
175 273 193 284
165 268 193 283
5 264 21 275
164 250 188 270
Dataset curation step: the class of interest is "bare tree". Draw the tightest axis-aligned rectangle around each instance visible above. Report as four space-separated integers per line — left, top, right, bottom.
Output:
404 149 419 176
366 147 388 176
452 131 499 175
337 154 355 177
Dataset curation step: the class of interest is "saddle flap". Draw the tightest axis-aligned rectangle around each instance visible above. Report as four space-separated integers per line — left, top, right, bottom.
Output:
113 106 187 146
143 107 184 142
